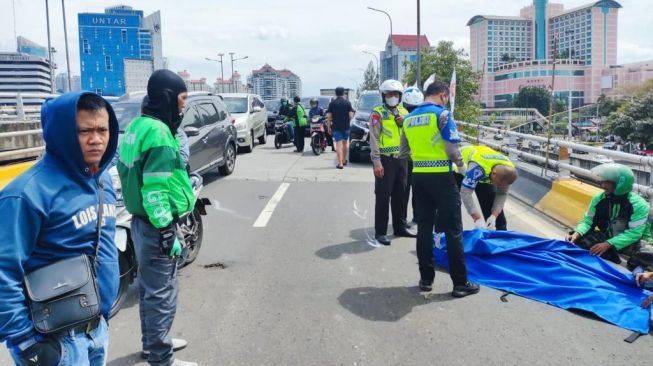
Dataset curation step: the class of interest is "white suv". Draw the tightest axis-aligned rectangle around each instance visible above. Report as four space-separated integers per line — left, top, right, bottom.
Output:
220 93 268 153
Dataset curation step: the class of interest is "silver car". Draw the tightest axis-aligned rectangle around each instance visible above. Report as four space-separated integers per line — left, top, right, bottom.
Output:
220 93 268 153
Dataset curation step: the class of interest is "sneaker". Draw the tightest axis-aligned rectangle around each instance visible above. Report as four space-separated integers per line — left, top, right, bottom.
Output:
394 227 417 238
375 234 391 246
419 280 432 292
141 338 188 359
452 282 480 298
171 360 198 366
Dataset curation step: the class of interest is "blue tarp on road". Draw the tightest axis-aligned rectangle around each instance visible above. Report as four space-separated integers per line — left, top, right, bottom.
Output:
434 229 651 333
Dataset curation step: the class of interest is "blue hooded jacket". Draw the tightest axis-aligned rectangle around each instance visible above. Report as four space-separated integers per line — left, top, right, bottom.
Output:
0 91 119 345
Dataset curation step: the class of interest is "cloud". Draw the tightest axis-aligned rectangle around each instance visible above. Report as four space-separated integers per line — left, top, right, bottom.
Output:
254 26 287 41
619 42 653 64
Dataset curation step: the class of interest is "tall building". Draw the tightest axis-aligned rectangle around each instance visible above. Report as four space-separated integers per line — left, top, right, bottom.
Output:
380 35 430 82
248 64 302 101
17 36 48 58
467 0 648 107
78 5 163 96
0 52 53 104
215 71 247 94
55 72 82 93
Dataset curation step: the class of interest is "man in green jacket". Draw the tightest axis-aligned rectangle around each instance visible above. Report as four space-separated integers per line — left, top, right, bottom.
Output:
566 163 651 266
117 69 196 366
291 95 307 152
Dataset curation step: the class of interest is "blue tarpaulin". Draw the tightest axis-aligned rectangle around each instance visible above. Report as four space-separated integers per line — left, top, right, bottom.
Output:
434 229 651 333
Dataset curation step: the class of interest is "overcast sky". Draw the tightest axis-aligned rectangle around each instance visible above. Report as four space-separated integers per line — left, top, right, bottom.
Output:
2 0 652 95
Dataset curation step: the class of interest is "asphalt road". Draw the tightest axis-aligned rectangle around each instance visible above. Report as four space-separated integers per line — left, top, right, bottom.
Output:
3 137 653 365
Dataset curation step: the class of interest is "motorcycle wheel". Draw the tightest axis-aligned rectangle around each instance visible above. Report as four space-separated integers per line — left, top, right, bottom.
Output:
311 136 321 155
275 134 281 149
183 209 204 266
110 237 137 319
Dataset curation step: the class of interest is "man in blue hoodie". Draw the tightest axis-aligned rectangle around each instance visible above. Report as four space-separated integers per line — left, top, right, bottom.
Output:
0 92 119 365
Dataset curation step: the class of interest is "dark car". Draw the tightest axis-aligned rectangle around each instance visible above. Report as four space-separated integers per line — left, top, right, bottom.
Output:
349 90 381 162
264 100 281 134
113 91 238 175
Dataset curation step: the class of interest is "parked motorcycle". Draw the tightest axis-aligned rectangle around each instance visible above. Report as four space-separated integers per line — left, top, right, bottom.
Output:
274 117 294 149
309 115 327 155
109 168 210 318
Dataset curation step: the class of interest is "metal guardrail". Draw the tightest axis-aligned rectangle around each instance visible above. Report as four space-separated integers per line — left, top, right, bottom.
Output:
458 121 653 202
0 129 43 138
0 146 44 160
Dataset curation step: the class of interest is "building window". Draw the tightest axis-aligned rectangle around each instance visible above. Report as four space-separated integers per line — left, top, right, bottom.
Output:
105 56 112 71
83 40 91 54
121 29 127 43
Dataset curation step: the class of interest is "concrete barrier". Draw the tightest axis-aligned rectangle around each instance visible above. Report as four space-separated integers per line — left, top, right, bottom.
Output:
0 161 35 190
534 178 602 229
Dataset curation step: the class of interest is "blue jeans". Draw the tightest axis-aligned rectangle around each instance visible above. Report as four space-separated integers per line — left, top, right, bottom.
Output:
287 123 294 141
10 317 109 366
132 216 179 366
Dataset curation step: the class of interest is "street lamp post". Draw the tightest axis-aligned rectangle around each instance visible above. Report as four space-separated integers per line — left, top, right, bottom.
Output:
416 0 421 89
229 53 248 93
45 0 55 93
367 6 393 81
205 54 225 92
362 50 380 84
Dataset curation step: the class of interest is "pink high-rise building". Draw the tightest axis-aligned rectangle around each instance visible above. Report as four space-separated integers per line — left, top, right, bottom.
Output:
468 0 651 108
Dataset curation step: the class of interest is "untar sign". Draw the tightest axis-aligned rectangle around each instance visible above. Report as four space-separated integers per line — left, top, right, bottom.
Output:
91 17 127 25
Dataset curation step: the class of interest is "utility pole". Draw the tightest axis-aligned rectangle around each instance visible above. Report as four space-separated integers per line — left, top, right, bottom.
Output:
61 0 72 91
543 36 558 177
45 0 55 93
229 52 235 93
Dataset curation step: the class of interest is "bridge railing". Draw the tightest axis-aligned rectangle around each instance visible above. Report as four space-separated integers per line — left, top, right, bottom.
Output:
458 121 653 203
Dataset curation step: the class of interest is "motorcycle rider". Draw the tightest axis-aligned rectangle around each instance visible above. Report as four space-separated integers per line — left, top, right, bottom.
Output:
117 69 197 366
401 86 424 227
309 98 333 152
278 97 294 142
0 92 119 365
369 79 416 246
566 163 652 266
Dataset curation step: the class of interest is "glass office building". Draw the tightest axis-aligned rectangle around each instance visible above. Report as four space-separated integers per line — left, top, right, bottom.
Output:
78 5 162 96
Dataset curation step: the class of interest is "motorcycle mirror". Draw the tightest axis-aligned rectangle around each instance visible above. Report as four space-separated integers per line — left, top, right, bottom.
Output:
184 126 200 137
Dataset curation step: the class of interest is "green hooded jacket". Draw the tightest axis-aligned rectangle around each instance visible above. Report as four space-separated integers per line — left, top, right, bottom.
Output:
117 115 194 229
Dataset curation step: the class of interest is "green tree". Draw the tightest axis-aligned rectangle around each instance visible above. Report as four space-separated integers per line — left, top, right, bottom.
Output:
513 86 553 116
597 94 623 117
605 112 635 141
361 61 378 91
403 41 481 123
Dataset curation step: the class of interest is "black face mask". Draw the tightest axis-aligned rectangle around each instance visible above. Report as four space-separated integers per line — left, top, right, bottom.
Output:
141 69 187 135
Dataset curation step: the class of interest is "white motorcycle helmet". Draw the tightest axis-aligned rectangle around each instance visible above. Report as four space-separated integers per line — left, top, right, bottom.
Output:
379 79 404 107
402 86 424 110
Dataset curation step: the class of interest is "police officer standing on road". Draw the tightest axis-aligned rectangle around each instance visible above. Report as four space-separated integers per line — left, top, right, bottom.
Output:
369 79 416 246
399 80 480 297
456 145 518 230
401 86 425 227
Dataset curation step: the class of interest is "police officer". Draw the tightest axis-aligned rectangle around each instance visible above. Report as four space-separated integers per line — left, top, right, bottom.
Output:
401 86 424 227
369 79 416 245
456 145 518 230
399 80 480 297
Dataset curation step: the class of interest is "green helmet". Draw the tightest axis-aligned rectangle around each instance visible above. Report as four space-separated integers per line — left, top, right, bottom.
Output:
590 163 635 196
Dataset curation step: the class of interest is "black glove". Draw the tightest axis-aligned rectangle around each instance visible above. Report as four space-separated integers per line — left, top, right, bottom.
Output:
159 225 176 256
17 338 61 366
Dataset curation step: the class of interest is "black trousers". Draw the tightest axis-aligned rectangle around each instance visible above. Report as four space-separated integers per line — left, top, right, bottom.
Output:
295 126 306 151
375 155 408 235
414 172 468 286
403 160 418 223
454 174 507 230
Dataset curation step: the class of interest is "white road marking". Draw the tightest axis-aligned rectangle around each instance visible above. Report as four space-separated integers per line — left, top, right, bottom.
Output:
253 183 290 227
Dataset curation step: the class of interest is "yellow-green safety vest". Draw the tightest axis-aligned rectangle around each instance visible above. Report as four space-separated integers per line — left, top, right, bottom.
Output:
373 105 408 156
402 110 451 173
461 145 515 183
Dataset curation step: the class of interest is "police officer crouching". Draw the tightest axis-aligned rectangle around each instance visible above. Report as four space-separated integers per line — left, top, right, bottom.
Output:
398 80 479 297
369 79 416 246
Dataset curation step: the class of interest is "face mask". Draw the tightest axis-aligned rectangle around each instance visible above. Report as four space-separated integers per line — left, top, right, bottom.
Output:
385 96 399 107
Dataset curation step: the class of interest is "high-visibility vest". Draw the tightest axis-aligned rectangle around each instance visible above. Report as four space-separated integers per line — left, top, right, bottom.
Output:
402 109 451 173
461 145 515 183
373 105 408 156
